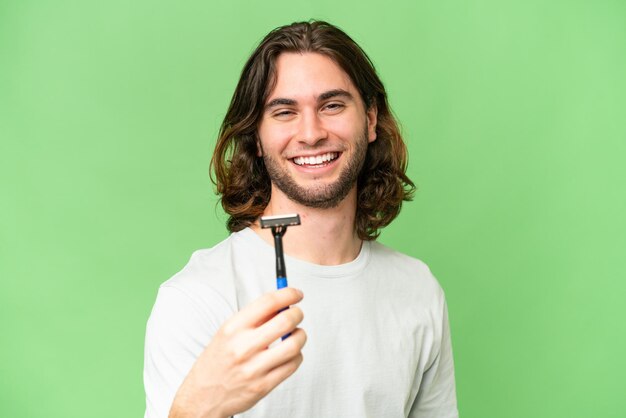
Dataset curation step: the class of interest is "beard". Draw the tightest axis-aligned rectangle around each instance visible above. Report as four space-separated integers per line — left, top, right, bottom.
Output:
262 127 369 209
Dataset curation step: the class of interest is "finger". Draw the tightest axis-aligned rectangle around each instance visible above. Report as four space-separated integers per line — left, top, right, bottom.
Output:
260 351 304 394
252 309 278 329
226 288 303 331
218 309 303 367
251 328 307 374
252 306 304 350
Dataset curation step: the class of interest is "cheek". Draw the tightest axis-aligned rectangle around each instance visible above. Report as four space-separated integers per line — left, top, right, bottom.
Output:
326 116 364 141
258 124 295 153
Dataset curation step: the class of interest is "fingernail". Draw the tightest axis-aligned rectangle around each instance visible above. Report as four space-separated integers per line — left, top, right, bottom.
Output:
295 288 303 298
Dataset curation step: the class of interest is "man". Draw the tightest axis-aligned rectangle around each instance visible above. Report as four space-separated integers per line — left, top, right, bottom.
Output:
144 21 458 418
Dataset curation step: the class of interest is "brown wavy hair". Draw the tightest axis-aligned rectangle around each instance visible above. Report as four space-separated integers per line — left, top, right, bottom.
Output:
211 20 415 240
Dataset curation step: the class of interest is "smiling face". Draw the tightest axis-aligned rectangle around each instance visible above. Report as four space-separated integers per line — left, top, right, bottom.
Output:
257 52 377 209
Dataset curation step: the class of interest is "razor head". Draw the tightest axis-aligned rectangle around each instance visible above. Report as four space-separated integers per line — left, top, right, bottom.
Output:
260 214 301 229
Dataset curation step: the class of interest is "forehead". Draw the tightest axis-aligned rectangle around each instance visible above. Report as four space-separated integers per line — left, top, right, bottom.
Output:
267 52 358 102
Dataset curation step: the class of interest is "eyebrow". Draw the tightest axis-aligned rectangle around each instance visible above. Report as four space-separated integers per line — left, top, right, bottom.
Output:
265 98 297 109
265 89 354 110
319 89 353 101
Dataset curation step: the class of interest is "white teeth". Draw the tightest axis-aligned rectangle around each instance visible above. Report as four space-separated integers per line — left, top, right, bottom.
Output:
293 152 338 166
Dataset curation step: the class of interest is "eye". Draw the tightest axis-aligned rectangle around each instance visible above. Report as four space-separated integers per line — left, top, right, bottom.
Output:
272 109 296 119
323 102 345 113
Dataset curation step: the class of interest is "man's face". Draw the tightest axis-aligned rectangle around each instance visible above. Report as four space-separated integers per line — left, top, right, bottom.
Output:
257 52 377 209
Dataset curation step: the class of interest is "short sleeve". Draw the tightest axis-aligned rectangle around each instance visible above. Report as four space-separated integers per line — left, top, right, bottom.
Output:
143 285 227 418
409 301 459 418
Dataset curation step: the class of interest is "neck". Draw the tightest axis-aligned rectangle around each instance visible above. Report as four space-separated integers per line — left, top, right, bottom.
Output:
251 186 362 265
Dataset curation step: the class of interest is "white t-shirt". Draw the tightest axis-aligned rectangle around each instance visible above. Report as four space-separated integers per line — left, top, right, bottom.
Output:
144 228 458 418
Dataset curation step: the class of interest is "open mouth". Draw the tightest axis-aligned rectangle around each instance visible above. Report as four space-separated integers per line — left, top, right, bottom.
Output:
291 152 340 167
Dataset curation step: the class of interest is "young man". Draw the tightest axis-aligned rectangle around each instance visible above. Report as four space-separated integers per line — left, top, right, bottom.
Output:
144 21 458 418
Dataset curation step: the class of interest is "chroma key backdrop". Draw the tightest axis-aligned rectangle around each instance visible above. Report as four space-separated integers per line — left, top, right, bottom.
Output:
1 1 625 417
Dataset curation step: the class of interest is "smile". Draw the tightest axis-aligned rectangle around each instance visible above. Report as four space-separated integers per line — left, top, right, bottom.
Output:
292 152 339 167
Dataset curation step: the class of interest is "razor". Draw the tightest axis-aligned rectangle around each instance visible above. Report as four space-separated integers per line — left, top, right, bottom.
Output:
260 214 301 340
260 213 301 291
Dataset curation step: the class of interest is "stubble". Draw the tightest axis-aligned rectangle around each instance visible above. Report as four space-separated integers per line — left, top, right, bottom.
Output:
262 126 369 209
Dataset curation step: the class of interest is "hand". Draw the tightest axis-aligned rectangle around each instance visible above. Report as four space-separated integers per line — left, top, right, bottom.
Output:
169 287 306 418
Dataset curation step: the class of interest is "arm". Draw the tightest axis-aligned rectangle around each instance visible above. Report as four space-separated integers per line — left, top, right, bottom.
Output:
409 301 458 418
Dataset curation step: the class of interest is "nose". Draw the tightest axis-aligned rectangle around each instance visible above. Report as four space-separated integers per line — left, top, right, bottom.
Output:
297 110 327 145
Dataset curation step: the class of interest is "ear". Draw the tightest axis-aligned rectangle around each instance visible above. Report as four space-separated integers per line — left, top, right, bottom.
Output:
366 104 378 143
255 136 263 157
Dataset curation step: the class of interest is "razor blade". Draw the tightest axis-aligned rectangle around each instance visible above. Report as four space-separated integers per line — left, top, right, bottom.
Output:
260 214 301 229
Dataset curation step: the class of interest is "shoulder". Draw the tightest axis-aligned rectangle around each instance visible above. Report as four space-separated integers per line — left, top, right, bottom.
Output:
167 233 237 282
369 241 435 276
368 240 446 305
155 233 244 321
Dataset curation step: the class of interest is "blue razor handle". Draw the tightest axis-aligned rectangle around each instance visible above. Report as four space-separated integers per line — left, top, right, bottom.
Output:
277 276 288 289
277 276 291 340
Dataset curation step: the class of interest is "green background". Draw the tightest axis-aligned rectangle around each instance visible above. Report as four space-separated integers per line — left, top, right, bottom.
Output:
1 0 625 417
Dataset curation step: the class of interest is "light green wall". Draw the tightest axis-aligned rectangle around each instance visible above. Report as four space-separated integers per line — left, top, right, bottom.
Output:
1 1 625 417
